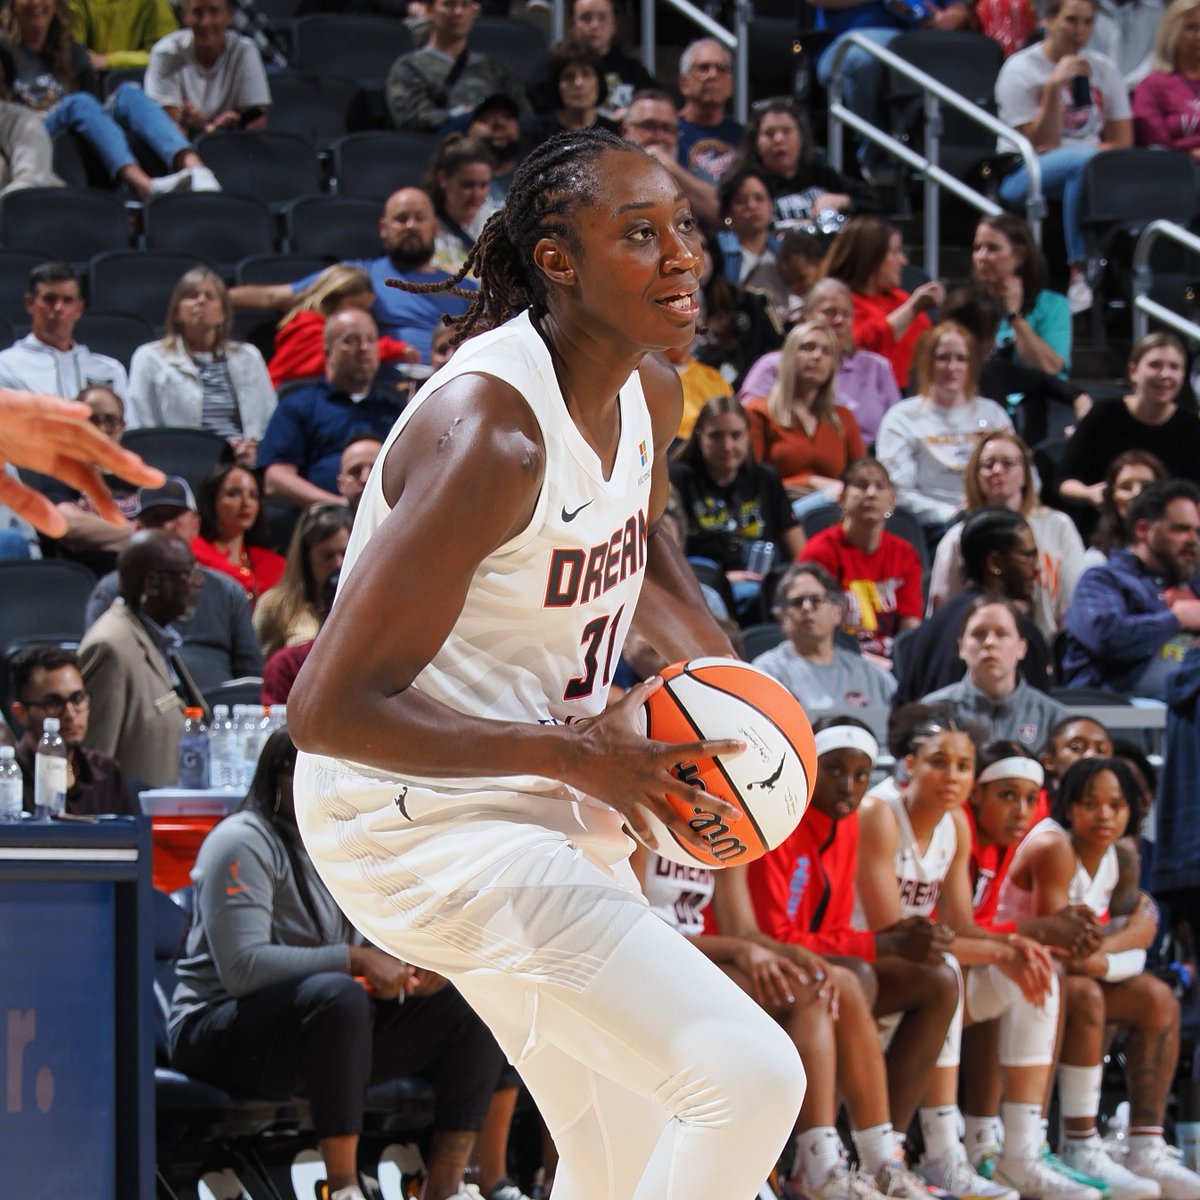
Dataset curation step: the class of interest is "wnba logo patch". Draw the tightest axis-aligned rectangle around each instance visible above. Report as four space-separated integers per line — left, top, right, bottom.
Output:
638 440 648 466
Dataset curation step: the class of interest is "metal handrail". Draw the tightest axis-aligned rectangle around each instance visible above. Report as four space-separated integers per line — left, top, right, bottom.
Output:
1132 219 1200 343
826 31 1044 279
640 0 751 123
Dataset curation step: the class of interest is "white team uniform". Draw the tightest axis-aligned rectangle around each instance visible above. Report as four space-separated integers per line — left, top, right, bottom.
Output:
995 817 1119 926
294 311 803 1200
643 854 715 938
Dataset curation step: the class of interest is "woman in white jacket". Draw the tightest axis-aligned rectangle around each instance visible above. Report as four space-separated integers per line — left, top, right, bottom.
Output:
126 266 276 467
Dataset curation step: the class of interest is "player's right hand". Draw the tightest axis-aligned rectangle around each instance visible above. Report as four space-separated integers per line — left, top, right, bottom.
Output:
875 915 953 965
560 676 744 855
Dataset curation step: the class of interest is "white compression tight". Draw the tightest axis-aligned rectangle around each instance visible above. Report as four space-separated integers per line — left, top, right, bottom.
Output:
455 913 806 1200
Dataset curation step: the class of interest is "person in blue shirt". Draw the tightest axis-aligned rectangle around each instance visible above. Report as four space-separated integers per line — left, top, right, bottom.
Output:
675 38 744 186
258 310 404 511
1061 479 1200 698
228 187 473 364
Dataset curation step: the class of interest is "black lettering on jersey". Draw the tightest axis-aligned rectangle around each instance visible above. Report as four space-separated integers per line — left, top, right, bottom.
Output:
543 509 648 608
579 542 608 605
898 879 941 911
544 549 585 607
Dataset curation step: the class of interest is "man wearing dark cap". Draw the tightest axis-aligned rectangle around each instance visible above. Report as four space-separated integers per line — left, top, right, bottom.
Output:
467 93 525 200
85 476 263 693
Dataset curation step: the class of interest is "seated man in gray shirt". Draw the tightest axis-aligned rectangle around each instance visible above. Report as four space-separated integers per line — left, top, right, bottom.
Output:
85 477 263 693
753 562 896 741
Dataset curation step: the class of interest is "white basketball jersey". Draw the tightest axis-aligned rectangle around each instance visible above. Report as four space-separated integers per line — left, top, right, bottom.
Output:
327 310 655 794
995 817 1118 925
643 853 715 938
886 791 957 918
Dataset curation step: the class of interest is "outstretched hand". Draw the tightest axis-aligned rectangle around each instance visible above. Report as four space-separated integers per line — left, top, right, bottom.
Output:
561 676 745 857
0 392 165 537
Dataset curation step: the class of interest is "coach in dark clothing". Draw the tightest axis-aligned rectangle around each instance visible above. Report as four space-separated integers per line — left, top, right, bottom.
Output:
7 645 139 816
896 508 1052 704
259 310 403 510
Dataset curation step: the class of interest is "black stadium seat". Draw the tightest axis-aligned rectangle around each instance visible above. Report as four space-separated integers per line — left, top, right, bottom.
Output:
266 71 358 149
120 427 234 496
194 130 323 208
88 250 207 331
284 194 381 259
74 312 155 370
142 193 277 275
330 132 438 199
0 251 47 324
468 17 549 77
292 14 414 86
235 253 330 287
0 188 129 264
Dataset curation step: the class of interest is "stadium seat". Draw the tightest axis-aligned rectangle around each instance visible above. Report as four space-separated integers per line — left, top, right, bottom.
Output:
266 71 358 149
0 559 96 734
330 132 438 199
0 251 47 325
89 250 207 330
885 32 1007 182
1080 148 1199 342
101 66 146 99
468 17 549 78
292 14 414 87
284 194 382 259
142 193 277 275
74 312 155 370
740 621 786 661
194 131 323 208
235 253 330 286
0 188 130 265
120 426 234 495
51 130 109 190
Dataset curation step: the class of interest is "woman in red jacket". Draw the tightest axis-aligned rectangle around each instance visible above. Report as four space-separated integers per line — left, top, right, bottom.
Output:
822 217 944 391
269 266 418 389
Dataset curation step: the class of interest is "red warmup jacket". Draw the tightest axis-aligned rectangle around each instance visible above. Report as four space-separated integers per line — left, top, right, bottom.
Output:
967 788 1050 932
268 311 415 389
745 805 878 960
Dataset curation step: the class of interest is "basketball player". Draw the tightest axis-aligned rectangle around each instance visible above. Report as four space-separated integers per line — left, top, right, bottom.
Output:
288 128 805 1200
856 714 1058 1200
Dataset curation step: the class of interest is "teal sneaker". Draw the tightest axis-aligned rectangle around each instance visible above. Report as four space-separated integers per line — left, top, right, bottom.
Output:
1041 1146 1111 1196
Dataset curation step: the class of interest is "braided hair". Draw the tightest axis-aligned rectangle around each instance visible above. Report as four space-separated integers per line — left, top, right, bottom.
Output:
388 127 645 345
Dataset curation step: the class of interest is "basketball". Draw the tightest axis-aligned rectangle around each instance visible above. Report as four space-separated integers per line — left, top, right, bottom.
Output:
637 657 817 869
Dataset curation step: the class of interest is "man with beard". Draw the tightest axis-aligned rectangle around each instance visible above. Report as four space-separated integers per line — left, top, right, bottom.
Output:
229 187 472 363
1062 479 1200 698
467 93 525 199
7 645 139 816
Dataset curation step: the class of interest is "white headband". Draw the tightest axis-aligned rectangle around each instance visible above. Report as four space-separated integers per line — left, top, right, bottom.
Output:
977 757 1045 787
815 725 879 765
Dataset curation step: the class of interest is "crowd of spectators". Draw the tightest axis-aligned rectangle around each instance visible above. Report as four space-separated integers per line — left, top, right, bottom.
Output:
6 0 1200 1197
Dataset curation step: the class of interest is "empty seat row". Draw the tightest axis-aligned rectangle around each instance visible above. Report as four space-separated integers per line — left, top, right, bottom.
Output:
0 189 393 275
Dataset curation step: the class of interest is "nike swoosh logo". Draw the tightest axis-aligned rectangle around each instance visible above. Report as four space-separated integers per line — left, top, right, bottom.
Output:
561 500 593 522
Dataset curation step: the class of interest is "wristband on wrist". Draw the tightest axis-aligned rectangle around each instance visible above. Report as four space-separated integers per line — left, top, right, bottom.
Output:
1104 948 1146 982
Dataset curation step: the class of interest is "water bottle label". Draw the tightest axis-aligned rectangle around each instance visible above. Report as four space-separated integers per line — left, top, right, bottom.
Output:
35 755 67 814
0 779 22 819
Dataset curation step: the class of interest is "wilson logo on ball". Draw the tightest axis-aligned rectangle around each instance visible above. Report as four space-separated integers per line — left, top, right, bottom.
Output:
639 657 817 870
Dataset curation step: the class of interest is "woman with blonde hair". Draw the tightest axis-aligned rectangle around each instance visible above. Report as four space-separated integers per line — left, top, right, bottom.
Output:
927 429 1086 640
254 502 354 658
269 265 419 388
874 322 1013 534
1133 0 1200 156
127 266 276 467
744 319 865 514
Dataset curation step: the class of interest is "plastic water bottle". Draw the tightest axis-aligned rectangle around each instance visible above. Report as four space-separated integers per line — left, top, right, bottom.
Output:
0 745 22 821
34 717 67 820
178 706 210 789
267 704 287 734
207 705 234 789
239 705 268 789
1179 1081 1200 1172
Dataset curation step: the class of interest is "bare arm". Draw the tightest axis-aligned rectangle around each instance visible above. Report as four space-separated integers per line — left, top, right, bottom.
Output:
1100 117 1132 151
288 372 742 849
230 283 294 311
263 462 343 509
855 794 905 930
1057 477 1106 507
1017 54 1088 151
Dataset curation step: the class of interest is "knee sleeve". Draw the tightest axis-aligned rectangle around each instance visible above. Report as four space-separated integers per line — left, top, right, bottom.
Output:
968 964 1058 1068
936 952 963 1069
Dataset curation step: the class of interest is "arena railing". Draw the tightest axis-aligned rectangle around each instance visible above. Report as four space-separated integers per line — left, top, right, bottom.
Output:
825 32 1044 279
1132 219 1200 344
